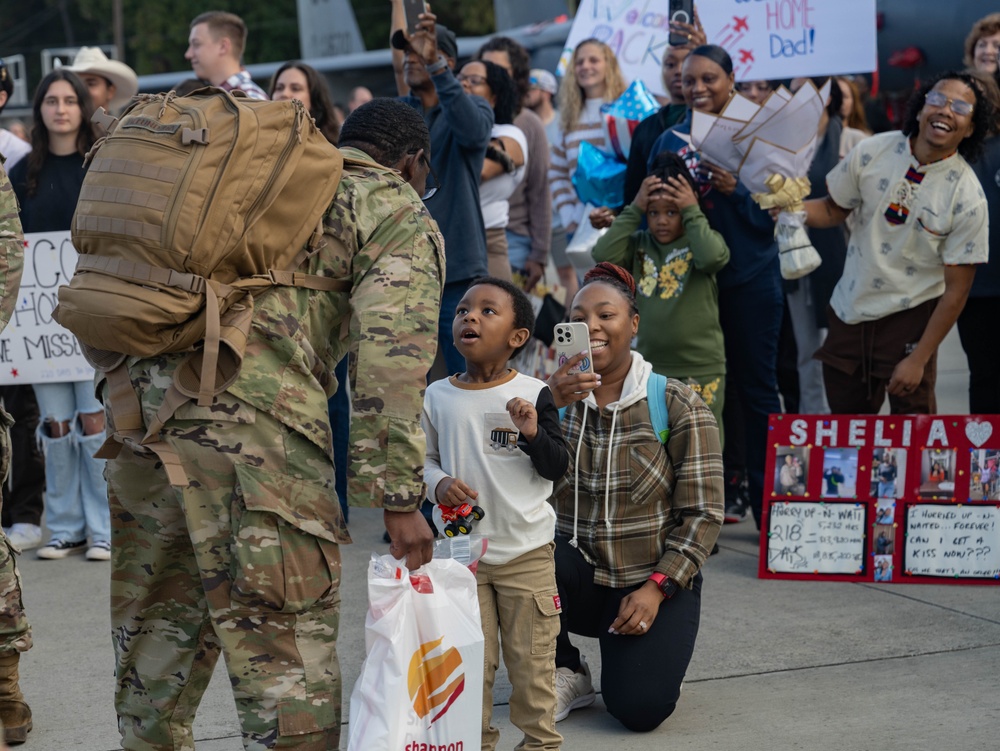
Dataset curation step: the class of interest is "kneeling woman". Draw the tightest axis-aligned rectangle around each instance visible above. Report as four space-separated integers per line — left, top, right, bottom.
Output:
547 262 723 730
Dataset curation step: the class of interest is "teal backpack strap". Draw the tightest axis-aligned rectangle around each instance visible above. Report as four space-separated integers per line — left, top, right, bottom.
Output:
646 372 670 444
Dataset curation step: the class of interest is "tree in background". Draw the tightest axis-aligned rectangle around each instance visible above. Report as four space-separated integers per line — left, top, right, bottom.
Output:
1 0 498 86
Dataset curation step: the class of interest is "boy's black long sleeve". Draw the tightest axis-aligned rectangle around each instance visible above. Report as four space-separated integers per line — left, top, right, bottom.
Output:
517 386 569 481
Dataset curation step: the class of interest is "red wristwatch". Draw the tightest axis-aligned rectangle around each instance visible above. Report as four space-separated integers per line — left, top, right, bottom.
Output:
648 572 678 599
649 571 677 600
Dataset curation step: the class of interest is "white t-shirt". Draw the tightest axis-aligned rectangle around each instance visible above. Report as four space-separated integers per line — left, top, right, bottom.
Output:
0 130 31 169
422 370 557 565
479 123 528 230
827 131 988 324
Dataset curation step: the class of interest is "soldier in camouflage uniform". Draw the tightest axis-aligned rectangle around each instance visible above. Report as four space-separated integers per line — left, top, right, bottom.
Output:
0 162 32 746
106 100 443 750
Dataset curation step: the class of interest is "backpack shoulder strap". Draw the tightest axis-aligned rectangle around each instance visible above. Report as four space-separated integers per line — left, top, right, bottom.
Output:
646 372 670 444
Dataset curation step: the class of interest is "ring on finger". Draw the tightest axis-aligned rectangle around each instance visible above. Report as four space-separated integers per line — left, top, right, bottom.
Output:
639 620 648 631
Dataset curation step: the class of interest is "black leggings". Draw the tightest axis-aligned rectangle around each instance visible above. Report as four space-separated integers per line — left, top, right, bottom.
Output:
554 536 702 732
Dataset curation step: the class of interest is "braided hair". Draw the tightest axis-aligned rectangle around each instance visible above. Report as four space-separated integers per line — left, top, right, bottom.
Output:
339 98 431 167
582 262 639 316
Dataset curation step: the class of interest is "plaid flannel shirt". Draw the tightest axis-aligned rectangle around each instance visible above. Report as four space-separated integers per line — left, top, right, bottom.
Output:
552 355 723 589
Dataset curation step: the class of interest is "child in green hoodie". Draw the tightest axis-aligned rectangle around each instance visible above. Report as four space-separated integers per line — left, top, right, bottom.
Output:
592 151 729 429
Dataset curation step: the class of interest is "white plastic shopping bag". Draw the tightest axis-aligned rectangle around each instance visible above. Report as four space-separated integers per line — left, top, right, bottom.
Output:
347 555 484 751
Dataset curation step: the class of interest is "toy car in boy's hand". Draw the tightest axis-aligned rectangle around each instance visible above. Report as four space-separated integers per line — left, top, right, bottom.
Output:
439 503 485 537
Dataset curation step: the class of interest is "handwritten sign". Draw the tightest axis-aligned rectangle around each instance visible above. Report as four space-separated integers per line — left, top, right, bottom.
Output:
767 502 865 574
761 415 1000 586
704 0 877 81
0 231 94 385
559 0 877 98
905 505 1000 579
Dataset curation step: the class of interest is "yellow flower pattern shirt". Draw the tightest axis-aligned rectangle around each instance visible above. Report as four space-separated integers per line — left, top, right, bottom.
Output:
592 203 730 379
640 247 693 300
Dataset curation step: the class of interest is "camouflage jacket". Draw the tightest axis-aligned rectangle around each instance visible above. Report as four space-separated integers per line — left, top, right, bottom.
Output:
0 162 24 335
231 147 444 512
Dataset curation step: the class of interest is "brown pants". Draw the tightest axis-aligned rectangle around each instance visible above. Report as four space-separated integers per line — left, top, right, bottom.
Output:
816 299 938 414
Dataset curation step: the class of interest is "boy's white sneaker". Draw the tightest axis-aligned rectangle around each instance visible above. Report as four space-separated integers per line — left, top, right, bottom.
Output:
555 656 596 721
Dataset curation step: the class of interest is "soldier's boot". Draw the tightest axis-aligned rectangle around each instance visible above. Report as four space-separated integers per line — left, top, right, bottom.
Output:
0 652 32 744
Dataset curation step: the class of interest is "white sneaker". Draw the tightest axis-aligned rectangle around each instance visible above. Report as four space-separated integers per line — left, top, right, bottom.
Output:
555 656 596 721
86 541 112 561
6 524 43 551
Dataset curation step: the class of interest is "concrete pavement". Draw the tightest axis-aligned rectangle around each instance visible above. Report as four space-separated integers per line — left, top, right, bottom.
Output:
13 329 1000 750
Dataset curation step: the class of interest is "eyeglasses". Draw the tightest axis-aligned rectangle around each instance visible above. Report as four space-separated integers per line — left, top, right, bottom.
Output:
410 151 441 201
924 90 974 117
456 74 487 87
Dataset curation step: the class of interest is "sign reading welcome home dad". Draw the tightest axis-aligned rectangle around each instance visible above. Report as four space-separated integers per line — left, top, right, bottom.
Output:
560 0 877 97
760 415 1000 586
0 231 94 385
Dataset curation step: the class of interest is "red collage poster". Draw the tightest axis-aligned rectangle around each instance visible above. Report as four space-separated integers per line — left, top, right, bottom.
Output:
759 415 1000 585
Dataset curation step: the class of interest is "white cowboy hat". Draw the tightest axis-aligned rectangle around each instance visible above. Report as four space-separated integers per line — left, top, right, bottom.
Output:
65 47 139 110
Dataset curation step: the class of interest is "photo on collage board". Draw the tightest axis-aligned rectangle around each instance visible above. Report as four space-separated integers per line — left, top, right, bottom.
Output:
874 498 895 525
874 554 893 582
821 448 858 498
970 448 1000 501
871 447 906 499
774 446 808 497
920 448 957 499
874 525 895 556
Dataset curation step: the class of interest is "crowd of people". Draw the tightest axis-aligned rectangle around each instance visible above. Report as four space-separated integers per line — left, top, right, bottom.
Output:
0 3 996 749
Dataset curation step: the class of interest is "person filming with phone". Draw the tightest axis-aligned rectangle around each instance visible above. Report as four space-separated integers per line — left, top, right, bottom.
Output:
545 262 723 730
390 1 494 376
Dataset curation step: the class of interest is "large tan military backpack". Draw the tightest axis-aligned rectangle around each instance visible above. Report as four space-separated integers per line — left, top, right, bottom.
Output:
54 88 351 482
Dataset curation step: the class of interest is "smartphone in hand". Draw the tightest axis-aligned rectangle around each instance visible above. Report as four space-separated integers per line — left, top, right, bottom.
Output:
668 0 695 46
554 322 594 376
403 0 428 36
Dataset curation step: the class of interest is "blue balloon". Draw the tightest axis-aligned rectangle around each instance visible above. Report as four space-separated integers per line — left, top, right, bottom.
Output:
572 141 626 208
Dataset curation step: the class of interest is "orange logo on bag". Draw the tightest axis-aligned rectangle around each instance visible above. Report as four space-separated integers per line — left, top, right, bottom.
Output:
407 636 465 723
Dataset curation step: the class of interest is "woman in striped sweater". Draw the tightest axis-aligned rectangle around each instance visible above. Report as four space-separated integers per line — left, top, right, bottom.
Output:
548 39 625 297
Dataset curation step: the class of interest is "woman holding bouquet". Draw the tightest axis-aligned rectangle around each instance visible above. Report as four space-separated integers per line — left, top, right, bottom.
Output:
646 45 782 530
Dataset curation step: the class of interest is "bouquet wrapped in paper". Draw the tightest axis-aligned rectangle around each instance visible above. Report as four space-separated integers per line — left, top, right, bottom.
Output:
685 80 833 280
572 140 626 208
601 79 660 161
753 174 822 280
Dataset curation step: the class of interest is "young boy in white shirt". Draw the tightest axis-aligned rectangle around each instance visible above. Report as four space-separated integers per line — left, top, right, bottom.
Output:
423 276 568 751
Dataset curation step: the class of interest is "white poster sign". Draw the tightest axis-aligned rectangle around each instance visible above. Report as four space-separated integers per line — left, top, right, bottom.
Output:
766 501 866 574
905 505 1000 579
559 0 877 96
0 232 95 385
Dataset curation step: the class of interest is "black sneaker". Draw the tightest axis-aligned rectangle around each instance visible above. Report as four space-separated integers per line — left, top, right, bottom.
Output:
37 538 88 560
724 498 748 524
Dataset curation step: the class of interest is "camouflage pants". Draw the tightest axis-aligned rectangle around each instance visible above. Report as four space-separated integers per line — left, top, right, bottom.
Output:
0 404 31 656
106 370 347 751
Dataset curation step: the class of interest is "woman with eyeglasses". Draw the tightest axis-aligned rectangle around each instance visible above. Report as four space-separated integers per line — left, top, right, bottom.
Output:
7 70 112 562
458 59 527 282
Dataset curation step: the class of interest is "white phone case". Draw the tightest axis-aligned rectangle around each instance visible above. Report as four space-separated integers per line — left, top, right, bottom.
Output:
554 322 593 375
